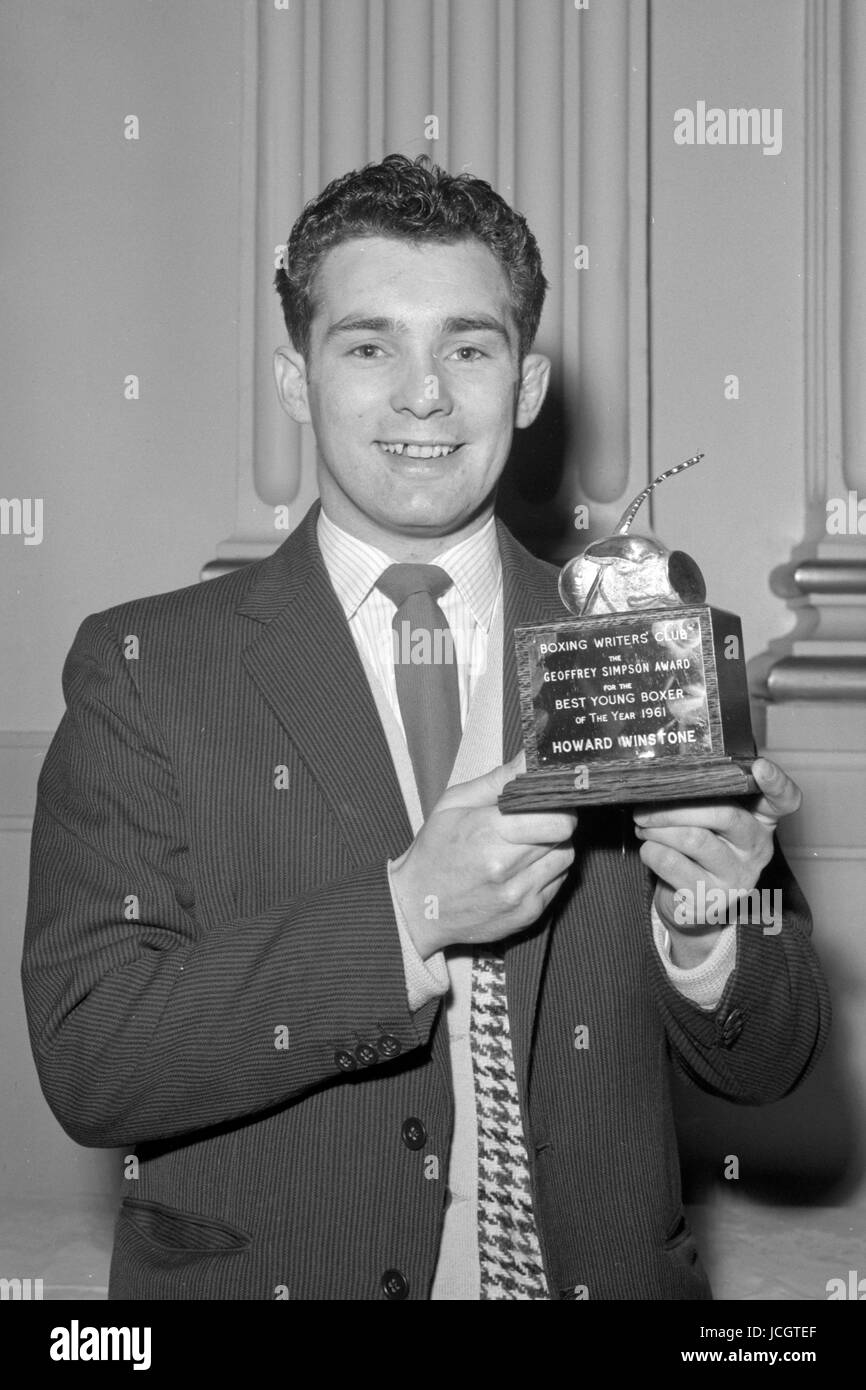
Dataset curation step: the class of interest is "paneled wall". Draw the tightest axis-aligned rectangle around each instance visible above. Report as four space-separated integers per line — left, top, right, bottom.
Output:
212 0 651 568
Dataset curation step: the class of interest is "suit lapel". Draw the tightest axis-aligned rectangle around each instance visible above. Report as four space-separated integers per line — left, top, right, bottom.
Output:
238 508 565 1097
497 521 568 1098
498 523 564 763
238 504 413 866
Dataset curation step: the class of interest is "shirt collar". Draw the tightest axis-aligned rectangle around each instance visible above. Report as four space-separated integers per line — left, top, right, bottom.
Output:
317 506 501 633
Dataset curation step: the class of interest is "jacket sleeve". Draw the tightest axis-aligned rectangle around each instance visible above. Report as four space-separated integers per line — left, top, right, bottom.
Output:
648 843 832 1103
22 614 439 1150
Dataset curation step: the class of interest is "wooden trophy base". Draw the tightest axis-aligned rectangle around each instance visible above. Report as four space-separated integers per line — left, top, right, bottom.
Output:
498 757 759 812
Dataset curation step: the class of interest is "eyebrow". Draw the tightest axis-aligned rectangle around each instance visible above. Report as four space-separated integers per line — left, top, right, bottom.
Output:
325 313 513 344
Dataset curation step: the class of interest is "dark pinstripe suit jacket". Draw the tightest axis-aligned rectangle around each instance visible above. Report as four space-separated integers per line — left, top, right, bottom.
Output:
22 502 831 1300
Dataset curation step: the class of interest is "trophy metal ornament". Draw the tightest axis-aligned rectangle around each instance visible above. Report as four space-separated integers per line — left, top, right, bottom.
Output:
499 455 760 811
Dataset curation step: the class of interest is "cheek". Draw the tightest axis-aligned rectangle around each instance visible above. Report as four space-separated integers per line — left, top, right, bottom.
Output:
318 398 368 439
469 379 518 429
472 406 516 459
309 370 371 423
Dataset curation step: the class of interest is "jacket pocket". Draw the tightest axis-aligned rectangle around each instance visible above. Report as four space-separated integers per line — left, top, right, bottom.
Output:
119 1197 251 1254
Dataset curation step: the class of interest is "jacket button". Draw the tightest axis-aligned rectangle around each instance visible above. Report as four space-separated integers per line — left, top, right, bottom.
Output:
334 1049 357 1072
718 1008 744 1048
401 1117 426 1150
355 1042 378 1066
381 1268 409 1300
377 1034 401 1058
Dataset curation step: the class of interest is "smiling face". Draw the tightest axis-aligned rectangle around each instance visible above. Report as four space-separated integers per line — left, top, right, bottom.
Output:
273 235 550 558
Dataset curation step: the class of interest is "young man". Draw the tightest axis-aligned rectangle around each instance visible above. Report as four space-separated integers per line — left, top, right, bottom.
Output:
23 154 830 1301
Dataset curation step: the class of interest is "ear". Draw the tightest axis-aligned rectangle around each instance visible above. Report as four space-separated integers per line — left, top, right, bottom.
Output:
273 345 312 424
515 353 551 429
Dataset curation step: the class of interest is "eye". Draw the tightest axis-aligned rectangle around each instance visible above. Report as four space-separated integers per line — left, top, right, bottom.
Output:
349 343 385 359
449 345 486 362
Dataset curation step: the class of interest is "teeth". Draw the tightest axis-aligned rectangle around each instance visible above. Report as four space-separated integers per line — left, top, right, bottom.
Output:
380 443 457 458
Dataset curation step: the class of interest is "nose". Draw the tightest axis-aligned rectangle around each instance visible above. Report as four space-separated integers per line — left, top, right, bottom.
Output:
389 351 453 418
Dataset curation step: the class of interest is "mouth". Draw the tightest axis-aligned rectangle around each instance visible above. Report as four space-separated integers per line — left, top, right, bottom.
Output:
377 441 462 460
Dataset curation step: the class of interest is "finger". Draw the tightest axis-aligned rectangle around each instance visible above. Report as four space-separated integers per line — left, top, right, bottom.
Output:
499 867 572 934
490 836 575 880
535 868 572 915
498 811 579 846
634 801 741 831
636 837 725 896
748 757 802 825
536 843 576 882
442 752 526 809
634 824 740 882
507 847 576 910
634 803 765 855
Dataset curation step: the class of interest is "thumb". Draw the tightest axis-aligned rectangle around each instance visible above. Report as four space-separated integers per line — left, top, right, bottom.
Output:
750 757 802 826
439 751 526 810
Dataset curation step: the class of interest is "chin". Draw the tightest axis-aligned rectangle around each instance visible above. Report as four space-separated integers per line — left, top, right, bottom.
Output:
381 499 467 533
389 513 464 537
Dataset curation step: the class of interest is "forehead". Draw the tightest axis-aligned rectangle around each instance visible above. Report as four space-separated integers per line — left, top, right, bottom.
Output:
310 235 516 331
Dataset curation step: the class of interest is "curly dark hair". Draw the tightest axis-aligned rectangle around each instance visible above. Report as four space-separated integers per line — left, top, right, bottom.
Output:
274 153 547 360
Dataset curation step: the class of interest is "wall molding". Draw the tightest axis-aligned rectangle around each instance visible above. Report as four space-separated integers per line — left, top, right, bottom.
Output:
758 0 866 699
204 0 651 574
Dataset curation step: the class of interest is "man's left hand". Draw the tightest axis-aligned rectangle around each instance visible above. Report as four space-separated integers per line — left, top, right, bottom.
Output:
633 757 802 967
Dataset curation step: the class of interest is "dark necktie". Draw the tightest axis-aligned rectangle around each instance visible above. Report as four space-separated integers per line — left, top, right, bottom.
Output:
375 563 462 818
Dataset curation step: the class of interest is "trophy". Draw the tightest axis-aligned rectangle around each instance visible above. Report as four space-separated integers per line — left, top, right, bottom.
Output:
499 455 759 811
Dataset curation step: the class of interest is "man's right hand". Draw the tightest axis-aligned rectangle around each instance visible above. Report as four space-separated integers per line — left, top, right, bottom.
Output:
389 754 578 959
